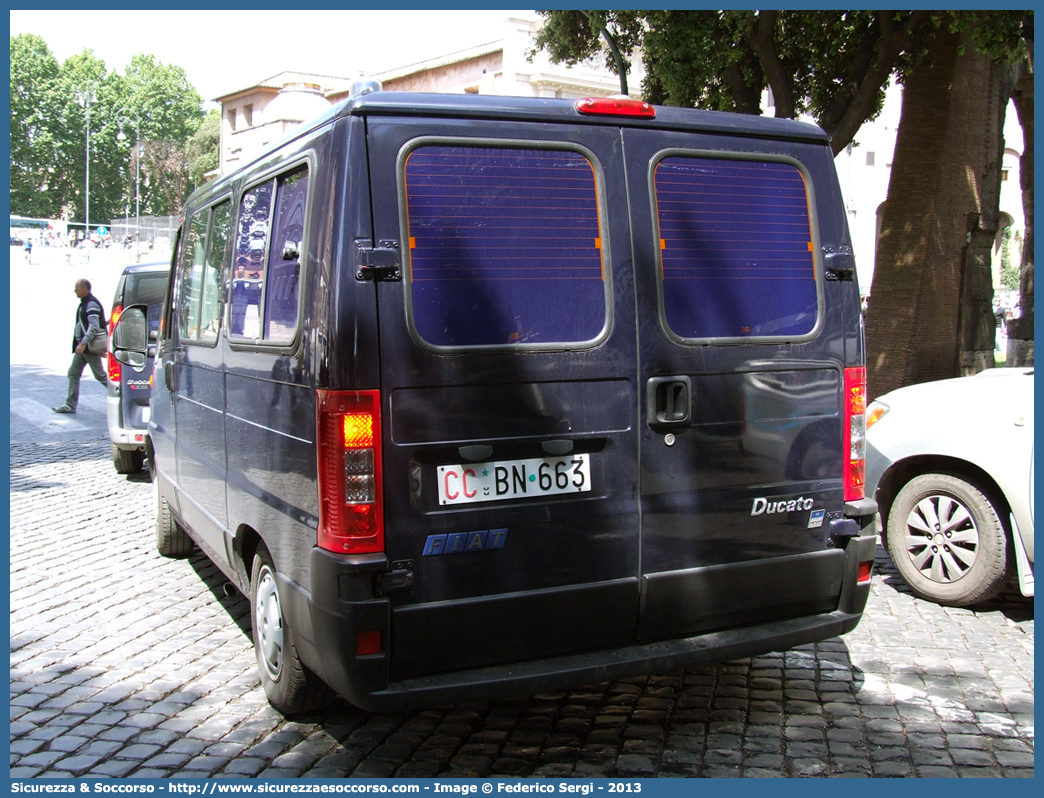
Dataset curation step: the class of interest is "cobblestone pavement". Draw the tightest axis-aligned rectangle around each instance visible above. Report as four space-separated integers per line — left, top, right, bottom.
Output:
9 375 1034 779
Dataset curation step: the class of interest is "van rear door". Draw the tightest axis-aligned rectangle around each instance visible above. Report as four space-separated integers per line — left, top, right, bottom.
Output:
365 116 641 680
622 128 851 641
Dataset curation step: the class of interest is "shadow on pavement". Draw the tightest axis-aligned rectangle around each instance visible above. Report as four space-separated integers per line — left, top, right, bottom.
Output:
874 543 1034 624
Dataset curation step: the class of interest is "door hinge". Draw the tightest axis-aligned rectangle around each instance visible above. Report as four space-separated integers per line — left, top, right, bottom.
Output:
354 239 402 282
825 268 855 282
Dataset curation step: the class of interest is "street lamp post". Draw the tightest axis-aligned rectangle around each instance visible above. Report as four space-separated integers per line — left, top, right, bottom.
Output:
116 115 142 261
78 87 95 254
118 126 129 238
135 135 141 263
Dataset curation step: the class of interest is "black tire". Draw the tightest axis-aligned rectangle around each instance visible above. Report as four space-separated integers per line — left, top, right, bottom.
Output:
113 445 145 475
155 481 193 557
250 546 332 715
885 473 1012 606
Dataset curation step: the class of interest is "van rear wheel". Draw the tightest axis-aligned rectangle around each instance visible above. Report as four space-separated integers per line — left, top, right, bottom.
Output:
250 547 331 715
155 482 193 557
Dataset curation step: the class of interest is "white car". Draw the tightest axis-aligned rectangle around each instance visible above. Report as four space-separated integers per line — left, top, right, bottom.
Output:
865 368 1034 606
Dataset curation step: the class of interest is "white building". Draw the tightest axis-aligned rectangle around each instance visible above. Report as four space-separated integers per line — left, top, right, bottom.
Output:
214 17 630 176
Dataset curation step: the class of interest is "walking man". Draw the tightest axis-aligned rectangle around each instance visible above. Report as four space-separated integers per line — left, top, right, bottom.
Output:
53 279 108 414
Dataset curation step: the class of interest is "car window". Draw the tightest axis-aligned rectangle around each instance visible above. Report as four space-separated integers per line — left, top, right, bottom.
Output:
653 155 820 341
402 144 608 348
124 272 168 337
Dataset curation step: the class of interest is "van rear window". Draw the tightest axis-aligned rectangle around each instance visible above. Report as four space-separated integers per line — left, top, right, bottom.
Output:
654 156 819 340
403 145 607 348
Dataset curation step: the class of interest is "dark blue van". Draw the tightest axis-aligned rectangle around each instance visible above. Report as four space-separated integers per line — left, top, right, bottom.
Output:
114 90 878 715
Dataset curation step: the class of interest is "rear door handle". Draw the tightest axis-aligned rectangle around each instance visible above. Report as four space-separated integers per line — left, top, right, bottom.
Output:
646 376 692 428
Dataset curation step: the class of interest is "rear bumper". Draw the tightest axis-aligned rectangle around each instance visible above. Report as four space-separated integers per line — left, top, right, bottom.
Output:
290 530 877 713
106 395 149 450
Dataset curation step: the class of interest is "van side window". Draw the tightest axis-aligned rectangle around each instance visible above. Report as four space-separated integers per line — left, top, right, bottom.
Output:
230 166 307 342
177 201 230 344
264 167 307 339
177 210 210 342
200 201 232 343
403 145 607 348
653 156 819 340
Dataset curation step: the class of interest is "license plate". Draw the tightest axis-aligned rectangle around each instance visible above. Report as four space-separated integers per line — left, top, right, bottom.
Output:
437 454 592 506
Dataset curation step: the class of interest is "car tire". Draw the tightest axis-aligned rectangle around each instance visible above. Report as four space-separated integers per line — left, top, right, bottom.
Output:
155 481 193 557
886 473 1012 606
250 546 332 715
113 445 145 474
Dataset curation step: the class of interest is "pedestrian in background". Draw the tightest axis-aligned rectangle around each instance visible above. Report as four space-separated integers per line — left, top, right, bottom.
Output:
53 279 108 414
994 299 1006 351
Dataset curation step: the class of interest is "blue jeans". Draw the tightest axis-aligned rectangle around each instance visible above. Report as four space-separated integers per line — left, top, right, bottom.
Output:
65 351 107 410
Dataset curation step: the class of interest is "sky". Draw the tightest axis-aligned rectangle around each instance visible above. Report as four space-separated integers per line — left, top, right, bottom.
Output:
9 9 537 104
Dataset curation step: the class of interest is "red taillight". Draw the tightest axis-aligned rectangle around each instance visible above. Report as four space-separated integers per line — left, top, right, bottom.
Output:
356 630 382 657
575 97 655 118
317 390 383 554
843 367 867 501
857 560 873 584
109 304 123 335
108 305 123 382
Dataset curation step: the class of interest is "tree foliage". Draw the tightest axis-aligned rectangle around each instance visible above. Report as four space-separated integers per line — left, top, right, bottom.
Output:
9 34 207 226
535 10 1033 382
186 109 221 192
533 11 1028 156
9 34 61 218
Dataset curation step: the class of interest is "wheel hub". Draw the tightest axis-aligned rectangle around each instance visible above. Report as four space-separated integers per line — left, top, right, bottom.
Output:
254 567 284 681
904 493 979 584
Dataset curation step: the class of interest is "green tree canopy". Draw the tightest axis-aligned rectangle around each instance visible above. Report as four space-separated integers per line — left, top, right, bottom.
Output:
186 109 221 191
533 10 1028 156
9 34 206 225
535 10 1033 387
10 34 62 217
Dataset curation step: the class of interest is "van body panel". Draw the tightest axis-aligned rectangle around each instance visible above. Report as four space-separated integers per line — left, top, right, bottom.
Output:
365 115 644 670
617 127 855 641
173 351 228 565
146 92 875 714
390 578 639 680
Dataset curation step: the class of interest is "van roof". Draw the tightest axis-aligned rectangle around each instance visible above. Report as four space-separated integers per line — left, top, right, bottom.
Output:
188 92 831 209
339 91 831 143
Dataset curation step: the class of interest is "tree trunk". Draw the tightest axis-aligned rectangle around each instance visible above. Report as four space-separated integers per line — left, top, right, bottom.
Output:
1008 64 1034 366
865 28 999 398
956 58 1018 376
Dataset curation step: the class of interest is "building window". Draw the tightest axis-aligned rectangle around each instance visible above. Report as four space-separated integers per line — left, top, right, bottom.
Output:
866 152 875 167
243 104 253 127
227 109 237 132
1002 169 1009 182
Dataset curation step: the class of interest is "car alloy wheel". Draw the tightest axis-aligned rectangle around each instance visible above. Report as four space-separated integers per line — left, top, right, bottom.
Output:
886 473 1011 606
901 493 980 583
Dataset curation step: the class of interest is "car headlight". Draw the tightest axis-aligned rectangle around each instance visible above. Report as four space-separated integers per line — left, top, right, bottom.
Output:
866 400 889 429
